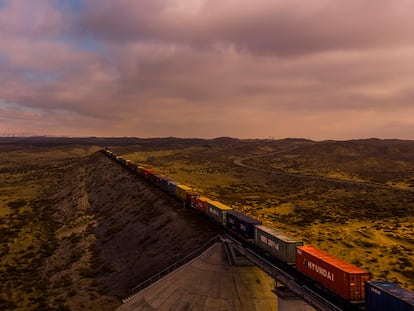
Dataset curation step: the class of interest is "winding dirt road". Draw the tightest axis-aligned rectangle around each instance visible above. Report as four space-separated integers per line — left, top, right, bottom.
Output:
233 146 413 192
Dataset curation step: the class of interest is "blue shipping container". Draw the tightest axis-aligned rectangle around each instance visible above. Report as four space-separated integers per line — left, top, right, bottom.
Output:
226 211 261 241
365 281 414 311
159 177 171 192
167 180 179 196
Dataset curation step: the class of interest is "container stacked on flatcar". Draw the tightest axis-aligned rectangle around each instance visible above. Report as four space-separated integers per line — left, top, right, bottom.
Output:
141 168 153 180
206 200 232 225
255 225 303 265
226 211 261 241
365 280 414 311
175 184 200 208
151 174 164 187
175 184 192 201
167 180 179 196
159 177 172 192
195 196 210 214
296 245 370 300
185 191 199 209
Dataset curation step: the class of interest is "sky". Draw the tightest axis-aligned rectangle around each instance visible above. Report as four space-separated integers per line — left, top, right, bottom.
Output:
0 0 413 140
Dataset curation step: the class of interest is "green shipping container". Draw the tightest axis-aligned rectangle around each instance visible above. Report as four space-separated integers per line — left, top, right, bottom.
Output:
254 225 303 265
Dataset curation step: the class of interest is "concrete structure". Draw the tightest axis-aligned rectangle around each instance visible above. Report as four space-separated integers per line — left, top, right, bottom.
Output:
118 243 277 310
275 285 315 311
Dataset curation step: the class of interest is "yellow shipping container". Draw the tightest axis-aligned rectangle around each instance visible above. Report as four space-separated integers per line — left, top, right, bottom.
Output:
206 200 232 225
175 184 192 201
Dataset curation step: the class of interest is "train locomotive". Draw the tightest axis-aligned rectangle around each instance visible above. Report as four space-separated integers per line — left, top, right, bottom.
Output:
102 148 414 311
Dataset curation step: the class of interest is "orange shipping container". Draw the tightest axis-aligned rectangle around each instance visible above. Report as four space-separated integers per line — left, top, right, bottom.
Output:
296 245 370 300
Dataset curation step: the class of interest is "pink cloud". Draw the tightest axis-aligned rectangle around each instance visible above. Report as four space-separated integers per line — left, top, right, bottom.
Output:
0 0 413 139
78 0 414 54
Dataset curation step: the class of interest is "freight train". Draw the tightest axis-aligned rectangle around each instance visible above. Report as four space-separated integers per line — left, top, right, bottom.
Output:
103 148 414 311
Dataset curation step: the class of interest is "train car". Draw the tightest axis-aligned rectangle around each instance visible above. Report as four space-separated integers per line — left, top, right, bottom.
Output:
195 196 210 214
136 165 144 176
365 281 414 311
146 170 158 183
159 177 172 192
167 180 179 196
206 200 232 225
141 168 154 180
185 191 199 209
125 160 137 171
159 177 179 196
296 245 370 300
254 225 303 265
175 184 192 201
226 211 261 241
151 173 164 187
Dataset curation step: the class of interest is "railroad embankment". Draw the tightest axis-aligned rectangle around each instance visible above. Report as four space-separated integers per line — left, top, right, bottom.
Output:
0 145 219 310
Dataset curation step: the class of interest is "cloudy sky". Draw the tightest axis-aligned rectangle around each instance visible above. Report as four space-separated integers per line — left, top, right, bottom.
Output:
0 0 413 140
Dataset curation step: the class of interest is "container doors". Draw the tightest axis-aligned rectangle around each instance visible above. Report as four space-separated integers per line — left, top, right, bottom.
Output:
348 273 367 300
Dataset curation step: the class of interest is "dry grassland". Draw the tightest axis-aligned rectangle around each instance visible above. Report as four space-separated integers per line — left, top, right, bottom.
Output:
1 137 413 311
0 142 129 310
1 139 218 310
117 138 414 291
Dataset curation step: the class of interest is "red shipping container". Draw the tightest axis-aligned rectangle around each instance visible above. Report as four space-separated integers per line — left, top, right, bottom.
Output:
195 196 210 214
142 168 154 179
296 245 370 300
186 191 200 209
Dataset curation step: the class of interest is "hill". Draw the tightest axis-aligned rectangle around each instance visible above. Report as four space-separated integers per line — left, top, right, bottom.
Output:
0 141 218 310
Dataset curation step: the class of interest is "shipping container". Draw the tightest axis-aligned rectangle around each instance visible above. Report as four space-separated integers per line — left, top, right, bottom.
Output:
185 191 199 209
365 281 414 311
147 170 158 182
126 160 137 171
160 176 170 192
195 196 210 214
159 177 172 192
206 200 232 225
226 211 261 241
254 225 303 265
136 165 145 176
147 170 156 182
296 245 370 300
167 180 179 196
151 174 164 187
175 184 192 201
142 168 153 179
